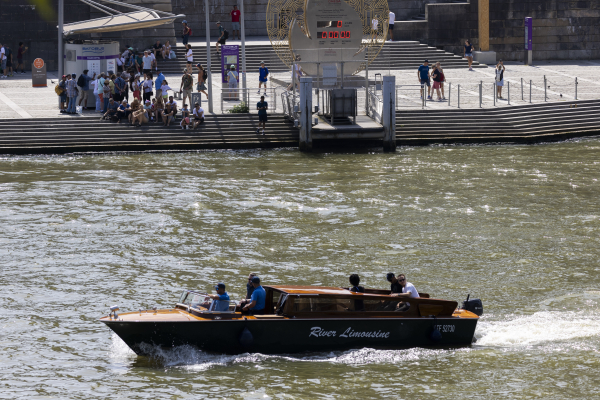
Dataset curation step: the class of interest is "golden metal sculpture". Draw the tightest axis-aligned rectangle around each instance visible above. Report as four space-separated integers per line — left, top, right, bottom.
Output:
266 0 389 73
478 0 489 51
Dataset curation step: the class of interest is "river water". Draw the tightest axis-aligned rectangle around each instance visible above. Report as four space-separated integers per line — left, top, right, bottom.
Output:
1 140 600 399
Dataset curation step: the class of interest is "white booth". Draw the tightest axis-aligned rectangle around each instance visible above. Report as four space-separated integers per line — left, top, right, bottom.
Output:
64 41 120 108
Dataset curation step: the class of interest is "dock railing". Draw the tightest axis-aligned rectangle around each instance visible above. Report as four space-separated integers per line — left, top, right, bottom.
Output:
220 87 278 114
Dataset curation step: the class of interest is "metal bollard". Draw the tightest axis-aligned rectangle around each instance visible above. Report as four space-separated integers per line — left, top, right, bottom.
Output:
458 84 460 108
521 78 524 101
544 75 547 102
575 77 578 100
479 81 482 108
530 80 532 103
448 83 451 106
508 81 510 105
493 82 496 106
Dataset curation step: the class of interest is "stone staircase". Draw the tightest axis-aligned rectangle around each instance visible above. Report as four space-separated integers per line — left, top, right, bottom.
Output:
395 100 600 145
156 41 482 76
0 114 298 154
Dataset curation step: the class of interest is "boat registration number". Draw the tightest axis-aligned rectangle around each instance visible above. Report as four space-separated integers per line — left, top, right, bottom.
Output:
436 324 456 333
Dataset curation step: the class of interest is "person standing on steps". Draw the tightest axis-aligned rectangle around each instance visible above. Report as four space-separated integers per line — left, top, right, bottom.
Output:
388 11 395 41
418 59 431 100
154 69 165 100
182 20 191 46
496 60 505 99
216 22 227 54
196 64 209 98
258 61 269 96
464 39 474 71
185 44 193 74
256 95 268 135
231 5 241 41
180 69 194 112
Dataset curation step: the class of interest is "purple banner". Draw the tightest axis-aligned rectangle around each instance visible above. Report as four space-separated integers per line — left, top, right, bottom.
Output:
524 17 533 51
221 45 240 84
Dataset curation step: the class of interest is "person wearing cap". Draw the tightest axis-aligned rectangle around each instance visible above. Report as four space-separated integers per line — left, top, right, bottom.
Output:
192 102 205 129
155 69 165 99
182 20 191 46
201 283 230 312
242 276 266 315
258 62 269 96
180 69 194 111
256 95 267 135
417 59 431 100
216 21 226 53
227 65 239 98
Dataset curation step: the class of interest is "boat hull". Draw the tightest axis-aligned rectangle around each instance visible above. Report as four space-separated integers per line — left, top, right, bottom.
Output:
103 316 478 355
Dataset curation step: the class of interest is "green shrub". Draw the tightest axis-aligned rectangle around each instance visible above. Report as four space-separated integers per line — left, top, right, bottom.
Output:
228 102 249 113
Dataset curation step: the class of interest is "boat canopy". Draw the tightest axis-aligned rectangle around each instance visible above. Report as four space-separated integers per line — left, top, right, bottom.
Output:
62 0 185 36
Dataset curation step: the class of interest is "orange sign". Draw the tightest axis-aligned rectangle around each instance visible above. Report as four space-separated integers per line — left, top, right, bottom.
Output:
33 58 44 69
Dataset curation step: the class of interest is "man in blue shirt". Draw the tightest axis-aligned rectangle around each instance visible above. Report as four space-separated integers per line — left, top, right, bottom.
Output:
155 70 165 99
205 283 230 311
113 72 127 103
258 62 269 96
77 69 96 109
256 95 268 136
242 276 266 315
417 59 431 100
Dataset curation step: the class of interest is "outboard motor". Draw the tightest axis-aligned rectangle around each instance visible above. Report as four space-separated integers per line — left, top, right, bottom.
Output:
462 294 483 316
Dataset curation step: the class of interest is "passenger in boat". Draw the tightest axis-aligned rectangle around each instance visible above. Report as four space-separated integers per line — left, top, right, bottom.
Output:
239 273 256 308
392 274 420 312
242 276 266 315
386 272 403 294
201 283 230 311
349 274 365 311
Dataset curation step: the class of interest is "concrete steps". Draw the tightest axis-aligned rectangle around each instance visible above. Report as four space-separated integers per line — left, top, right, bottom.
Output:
0 114 299 154
396 100 600 144
156 41 482 75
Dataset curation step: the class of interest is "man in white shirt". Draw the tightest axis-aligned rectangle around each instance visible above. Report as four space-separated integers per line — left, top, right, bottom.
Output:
391 274 419 311
388 11 395 41
192 102 205 129
142 51 152 74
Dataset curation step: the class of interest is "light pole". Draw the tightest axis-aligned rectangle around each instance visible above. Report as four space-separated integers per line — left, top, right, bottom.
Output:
205 0 213 112
58 0 64 76
240 0 247 94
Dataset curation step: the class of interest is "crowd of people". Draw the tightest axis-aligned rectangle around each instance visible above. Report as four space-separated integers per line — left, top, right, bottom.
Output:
0 42 27 78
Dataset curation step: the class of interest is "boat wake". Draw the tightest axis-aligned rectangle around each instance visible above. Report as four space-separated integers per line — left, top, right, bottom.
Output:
475 309 600 348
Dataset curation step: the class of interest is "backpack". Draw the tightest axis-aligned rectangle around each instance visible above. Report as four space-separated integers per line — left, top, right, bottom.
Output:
223 29 229 39
77 74 86 87
55 84 65 96
188 27 193 36
203 70 208 81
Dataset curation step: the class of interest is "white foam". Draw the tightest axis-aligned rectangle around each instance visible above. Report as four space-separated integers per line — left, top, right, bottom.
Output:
476 310 600 347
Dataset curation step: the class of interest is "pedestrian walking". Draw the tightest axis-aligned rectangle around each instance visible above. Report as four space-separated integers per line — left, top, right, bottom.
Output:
431 64 443 101
66 73 78 113
464 39 474 71
418 59 431 100
185 44 193 74
180 69 194 109
256 95 268 135
216 22 227 53
196 64 208 97
388 11 395 41
0 43 7 78
182 20 191 46
231 5 241 40
496 60 505 99
436 62 446 100
258 61 269 96
16 42 28 74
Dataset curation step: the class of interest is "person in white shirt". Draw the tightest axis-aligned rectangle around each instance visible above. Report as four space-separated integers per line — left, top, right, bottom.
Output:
142 51 152 73
0 44 6 78
149 51 157 71
160 80 171 101
185 44 193 74
391 274 419 312
192 102 205 129
388 11 395 41
92 77 102 112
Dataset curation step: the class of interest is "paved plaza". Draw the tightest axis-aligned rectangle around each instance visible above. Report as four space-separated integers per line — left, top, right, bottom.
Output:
1 57 600 119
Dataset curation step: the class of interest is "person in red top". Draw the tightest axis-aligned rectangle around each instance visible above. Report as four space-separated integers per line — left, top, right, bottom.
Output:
231 5 241 40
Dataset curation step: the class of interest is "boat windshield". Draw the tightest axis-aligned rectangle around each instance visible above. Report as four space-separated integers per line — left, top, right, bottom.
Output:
178 290 238 313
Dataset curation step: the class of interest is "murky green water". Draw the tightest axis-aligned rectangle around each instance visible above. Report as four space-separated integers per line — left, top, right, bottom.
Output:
1 141 600 399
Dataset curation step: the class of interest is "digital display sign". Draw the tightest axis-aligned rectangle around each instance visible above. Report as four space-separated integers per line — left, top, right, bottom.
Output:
318 31 351 39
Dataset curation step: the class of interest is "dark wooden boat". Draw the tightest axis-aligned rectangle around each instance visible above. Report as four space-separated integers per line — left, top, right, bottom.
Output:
100 285 481 355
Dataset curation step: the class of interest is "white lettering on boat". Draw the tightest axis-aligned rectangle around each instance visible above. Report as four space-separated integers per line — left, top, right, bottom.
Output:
309 326 390 339
435 324 455 333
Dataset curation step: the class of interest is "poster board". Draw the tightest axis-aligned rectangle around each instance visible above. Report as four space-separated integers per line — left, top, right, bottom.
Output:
221 45 239 84
32 58 47 87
